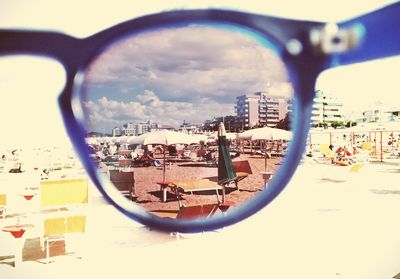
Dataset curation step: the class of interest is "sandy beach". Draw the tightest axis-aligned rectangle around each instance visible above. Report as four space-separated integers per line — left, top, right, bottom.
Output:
132 154 282 212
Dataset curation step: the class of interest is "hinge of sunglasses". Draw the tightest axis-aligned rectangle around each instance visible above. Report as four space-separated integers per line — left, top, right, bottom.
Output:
309 23 363 55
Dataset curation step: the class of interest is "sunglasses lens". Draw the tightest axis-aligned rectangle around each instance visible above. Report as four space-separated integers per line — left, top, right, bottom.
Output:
77 23 295 225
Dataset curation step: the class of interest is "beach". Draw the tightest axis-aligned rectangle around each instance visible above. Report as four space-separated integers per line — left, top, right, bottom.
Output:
133 154 282 212
1 159 400 278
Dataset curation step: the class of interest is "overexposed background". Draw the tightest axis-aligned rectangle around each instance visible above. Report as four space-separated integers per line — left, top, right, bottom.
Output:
1 1 399 279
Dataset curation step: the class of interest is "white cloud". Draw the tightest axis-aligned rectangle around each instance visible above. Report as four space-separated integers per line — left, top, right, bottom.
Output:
82 90 234 132
136 90 161 107
83 25 290 104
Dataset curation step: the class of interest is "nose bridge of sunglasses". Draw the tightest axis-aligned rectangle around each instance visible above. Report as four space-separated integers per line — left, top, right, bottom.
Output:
309 23 364 55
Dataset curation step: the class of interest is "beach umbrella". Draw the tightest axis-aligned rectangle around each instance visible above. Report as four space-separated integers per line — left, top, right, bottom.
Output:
238 127 292 171
113 135 129 144
85 137 98 145
191 134 208 143
251 127 291 141
126 136 137 144
129 130 198 181
237 127 292 141
217 122 236 188
225 132 238 141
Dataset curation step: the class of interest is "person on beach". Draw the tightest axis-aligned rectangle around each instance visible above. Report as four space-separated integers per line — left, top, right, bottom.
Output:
41 169 50 179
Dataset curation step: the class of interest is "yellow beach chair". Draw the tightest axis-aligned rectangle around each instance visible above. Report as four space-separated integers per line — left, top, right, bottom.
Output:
40 178 88 210
0 194 6 220
42 215 86 263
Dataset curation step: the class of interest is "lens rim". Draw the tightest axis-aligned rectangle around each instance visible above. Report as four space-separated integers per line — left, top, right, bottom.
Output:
59 10 322 233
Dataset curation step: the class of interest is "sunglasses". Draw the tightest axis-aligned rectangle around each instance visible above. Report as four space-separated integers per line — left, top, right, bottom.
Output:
1 2 399 233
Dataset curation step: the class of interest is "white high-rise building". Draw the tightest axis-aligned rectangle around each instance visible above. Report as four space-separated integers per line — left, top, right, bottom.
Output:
122 123 136 136
357 103 400 124
112 127 121 137
311 90 345 126
235 91 290 129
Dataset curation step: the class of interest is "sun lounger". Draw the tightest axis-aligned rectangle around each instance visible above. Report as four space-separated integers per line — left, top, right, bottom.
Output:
150 203 220 220
109 169 136 201
42 215 86 263
0 194 6 220
40 178 88 209
232 160 252 190
349 162 364 173
157 179 223 202
255 150 271 158
318 144 336 163
149 203 233 239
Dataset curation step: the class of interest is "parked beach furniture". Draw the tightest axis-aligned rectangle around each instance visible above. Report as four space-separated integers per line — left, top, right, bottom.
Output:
202 150 217 166
157 178 223 203
109 169 136 201
132 154 156 167
150 203 230 240
40 178 88 210
0 194 6 220
318 144 337 164
150 203 220 220
42 215 86 263
232 160 252 190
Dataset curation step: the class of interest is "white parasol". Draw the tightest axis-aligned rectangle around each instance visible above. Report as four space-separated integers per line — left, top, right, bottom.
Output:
238 127 291 171
129 130 198 181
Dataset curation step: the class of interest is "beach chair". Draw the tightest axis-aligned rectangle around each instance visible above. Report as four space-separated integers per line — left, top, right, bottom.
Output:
318 144 336 163
0 194 6 220
232 160 252 190
149 203 226 240
132 155 155 167
150 203 220 220
40 178 89 210
359 141 381 161
361 142 373 151
349 162 364 173
202 151 217 167
109 169 136 200
42 215 86 263
158 178 223 202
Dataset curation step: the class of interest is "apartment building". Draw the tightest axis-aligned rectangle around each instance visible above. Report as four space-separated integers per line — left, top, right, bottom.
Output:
235 91 290 129
311 90 345 126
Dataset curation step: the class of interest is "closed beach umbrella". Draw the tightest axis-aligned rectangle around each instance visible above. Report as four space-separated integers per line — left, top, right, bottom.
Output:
130 130 198 181
218 123 236 186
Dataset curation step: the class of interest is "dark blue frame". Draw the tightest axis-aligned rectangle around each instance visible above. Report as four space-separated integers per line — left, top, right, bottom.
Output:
0 2 399 233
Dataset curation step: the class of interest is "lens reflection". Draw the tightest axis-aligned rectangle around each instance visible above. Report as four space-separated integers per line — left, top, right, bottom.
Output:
79 24 293 220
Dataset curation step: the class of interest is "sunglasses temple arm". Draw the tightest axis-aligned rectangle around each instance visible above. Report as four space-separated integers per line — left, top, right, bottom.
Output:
0 30 79 63
332 2 400 66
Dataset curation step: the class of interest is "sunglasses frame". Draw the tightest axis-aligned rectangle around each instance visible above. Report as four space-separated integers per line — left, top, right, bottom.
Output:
0 3 399 232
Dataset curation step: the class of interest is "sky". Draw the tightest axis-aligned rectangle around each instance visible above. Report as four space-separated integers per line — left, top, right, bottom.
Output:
0 0 399 146
81 24 291 132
